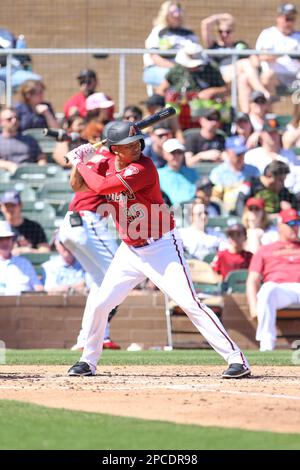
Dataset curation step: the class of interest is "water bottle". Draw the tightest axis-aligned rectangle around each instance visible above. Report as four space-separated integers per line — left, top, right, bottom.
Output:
16 34 27 49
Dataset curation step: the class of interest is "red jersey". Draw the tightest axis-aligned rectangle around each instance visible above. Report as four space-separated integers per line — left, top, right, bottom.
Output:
249 241 300 283
211 249 253 279
77 153 175 245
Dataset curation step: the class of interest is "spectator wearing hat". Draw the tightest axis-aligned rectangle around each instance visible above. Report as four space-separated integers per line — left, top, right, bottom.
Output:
82 92 115 143
211 221 252 280
0 107 46 174
156 41 227 129
236 160 298 217
244 115 298 175
0 220 42 295
247 208 300 351
122 105 143 122
184 108 225 166
143 123 172 168
142 94 183 142
248 91 271 132
179 202 224 261
242 197 279 254
194 177 221 217
232 112 261 150
158 138 198 205
15 79 58 132
63 70 98 119
201 13 269 113
210 136 259 214
256 3 300 94
0 191 50 255
143 2 199 88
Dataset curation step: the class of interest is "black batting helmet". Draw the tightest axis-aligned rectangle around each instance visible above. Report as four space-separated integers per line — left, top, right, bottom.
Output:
106 121 145 152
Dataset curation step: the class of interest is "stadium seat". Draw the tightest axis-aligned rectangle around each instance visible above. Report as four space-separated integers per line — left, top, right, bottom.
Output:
21 200 56 220
21 252 53 277
193 162 220 179
0 181 36 201
206 216 231 230
37 182 73 210
0 169 10 182
222 269 249 294
22 128 57 155
11 164 68 188
203 252 216 263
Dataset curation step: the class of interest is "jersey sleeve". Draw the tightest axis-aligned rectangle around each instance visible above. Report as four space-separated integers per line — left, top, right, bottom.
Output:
77 160 155 195
248 249 264 274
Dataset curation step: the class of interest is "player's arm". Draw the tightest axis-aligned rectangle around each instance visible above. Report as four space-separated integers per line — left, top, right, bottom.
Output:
69 166 90 192
246 271 262 319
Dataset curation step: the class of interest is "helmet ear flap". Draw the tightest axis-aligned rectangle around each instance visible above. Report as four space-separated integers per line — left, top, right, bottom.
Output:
140 139 145 151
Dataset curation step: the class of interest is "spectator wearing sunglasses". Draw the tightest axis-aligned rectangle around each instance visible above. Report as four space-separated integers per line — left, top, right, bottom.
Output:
246 208 300 351
211 221 252 280
255 3 300 94
184 108 225 166
201 13 269 113
242 197 279 253
248 91 271 132
143 123 173 168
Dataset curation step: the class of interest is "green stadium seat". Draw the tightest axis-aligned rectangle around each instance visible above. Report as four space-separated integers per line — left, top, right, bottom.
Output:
203 252 216 264
0 170 10 182
193 162 220 179
21 252 53 277
22 128 57 155
37 182 74 210
222 269 249 294
21 200 56 220
0 181 36 201
275 114 292 129
206 216 230 229
11 164 68 188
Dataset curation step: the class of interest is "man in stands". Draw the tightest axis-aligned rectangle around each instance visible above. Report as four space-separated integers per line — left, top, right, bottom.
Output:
63 70 98 119
247 208 300 351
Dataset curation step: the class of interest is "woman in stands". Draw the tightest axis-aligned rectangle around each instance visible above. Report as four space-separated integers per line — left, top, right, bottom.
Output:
15 79 59 131
242 197 278 253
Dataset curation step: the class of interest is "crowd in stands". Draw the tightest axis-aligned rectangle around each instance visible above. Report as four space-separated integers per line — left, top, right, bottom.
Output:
1 1 300 351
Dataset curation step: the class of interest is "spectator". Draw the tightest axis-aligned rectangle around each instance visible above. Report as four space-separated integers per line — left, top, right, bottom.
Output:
242 197 279 253
201 13 269 112
63 69 98 119
14 79 58 131
143 122 172 168
141 94 183 141
82 92 115 143
184 108 225 166
211 222 252 279
143 1 199 88
282 102 300 149
256 3 300 94
122 105 143 122
158 138 198 205
41 238 88 294
0 107 46 173
0 190 50 255
179 202 223 261
248 91 270 132
156 41 227 129
194 177 222 216
0 28 41 90
52 114 88 168
246 208 300 351
232 112 261 150
244 116 298 174
0 220 42 294
210 136 259 214
236 160 298 216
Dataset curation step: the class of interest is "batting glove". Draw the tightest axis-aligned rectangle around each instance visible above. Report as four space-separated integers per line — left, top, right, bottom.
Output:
66 143 96 167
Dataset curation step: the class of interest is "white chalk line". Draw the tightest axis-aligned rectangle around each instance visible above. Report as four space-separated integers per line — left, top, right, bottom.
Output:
0 382 300 401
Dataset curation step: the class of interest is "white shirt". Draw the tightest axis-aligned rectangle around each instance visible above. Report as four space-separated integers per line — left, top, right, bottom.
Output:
244 147 298 174
256 26 300 76
179 226 224 261
0 256 41 295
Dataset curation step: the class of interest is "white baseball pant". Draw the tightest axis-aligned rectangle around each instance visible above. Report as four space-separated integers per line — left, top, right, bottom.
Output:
80 229 249 371
59 211 118 345
256 281 300 351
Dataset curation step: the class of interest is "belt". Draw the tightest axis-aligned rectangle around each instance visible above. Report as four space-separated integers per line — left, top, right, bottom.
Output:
132 237 161 248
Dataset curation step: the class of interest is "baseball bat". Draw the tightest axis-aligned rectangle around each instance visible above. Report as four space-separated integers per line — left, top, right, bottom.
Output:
64 106 176 162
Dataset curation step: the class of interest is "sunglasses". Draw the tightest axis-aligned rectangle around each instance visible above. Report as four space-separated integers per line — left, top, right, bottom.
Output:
287 220 300 227
284 16 296 22
205 115 220 121
248 205 262 212
218 29 233 35
254 99 267 105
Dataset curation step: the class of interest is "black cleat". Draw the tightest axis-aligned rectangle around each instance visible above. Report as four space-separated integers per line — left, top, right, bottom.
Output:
68 361 95 376
222 363 251 379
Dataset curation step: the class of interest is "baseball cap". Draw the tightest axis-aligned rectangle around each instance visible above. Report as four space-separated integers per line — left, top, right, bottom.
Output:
278 208 300 225
0 190 21 205
162 138 185 153
246 197 265 210
196 176 214 191
250 91 268 103
142 94 166 108
277 3 297 16
0 220 15 238
77 69 97 81
198 108 221 119
86 92 114 110
226 220 246 236
235 112 251 123
225 136 247 155
175 42 207 68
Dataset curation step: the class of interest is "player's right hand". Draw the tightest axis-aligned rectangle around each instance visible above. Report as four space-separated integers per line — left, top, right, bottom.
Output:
66 143 96 167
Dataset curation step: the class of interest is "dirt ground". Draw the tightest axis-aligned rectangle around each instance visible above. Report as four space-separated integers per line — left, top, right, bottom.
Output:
0 365 300 434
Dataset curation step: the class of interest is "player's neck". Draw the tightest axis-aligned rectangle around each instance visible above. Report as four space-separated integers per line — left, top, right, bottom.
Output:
115 154 141 171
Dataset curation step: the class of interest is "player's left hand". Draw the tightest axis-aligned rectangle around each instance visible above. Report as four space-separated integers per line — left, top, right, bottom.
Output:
66 143 96 167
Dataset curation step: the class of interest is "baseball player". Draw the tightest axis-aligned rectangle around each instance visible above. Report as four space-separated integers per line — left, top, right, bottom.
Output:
59 143 120 350
66 121 251 378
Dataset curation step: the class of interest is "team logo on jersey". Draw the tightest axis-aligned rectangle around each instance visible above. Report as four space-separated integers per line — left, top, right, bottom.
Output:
123 166 140 177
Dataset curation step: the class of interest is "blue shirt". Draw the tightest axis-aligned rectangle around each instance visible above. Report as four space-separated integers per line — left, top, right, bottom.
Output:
209 162 259 187
41 256 86 292
0 256 41 294
158 165 198 205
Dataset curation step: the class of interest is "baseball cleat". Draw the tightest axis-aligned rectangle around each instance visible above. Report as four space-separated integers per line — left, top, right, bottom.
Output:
68 361 95 376
103 338 121 350
222 363 251 379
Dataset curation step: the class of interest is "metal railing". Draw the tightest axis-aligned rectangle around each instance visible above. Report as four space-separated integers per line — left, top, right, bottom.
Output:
0 47 299 113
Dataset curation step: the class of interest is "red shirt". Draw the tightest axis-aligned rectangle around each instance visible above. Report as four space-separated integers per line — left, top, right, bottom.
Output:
249 241 300 283
64 92 88 118
212 249 253 279
77 153 175 245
